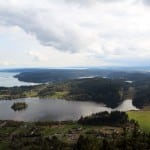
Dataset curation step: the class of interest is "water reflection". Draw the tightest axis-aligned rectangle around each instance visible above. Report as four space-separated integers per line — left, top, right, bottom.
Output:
114 99 138 111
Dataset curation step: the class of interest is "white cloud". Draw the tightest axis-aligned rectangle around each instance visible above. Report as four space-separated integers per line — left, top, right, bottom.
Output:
27 51 48 62
0 61 16 66
0 0 150 67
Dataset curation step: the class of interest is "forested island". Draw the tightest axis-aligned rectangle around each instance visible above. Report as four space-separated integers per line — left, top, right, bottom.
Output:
11 102 28 111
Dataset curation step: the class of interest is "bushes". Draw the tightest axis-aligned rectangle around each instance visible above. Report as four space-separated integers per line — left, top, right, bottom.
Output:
78 111 129 126
74 135 100 150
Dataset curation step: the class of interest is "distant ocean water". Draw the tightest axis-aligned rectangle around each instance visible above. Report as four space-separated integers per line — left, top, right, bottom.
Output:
0 72 38 87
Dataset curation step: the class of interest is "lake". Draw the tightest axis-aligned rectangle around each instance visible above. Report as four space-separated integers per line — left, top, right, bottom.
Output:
0 98 138 121
0 72 139 121
0 72 38 87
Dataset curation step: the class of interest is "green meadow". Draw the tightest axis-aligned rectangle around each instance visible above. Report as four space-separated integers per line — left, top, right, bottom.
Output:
127 111 150 132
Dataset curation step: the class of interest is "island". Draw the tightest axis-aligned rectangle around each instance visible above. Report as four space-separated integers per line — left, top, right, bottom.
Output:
11 102 28 111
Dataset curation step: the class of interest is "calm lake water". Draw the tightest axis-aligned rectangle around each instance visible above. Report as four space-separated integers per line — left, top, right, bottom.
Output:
0 98 138 121
0 72 38 87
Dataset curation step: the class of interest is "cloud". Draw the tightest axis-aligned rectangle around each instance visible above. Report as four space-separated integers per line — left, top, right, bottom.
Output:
142 0 150 5
27 51 48 62
0 0 150 66
0 61 16 66
68 0 150 5
0 0 85 52
0 0 136 54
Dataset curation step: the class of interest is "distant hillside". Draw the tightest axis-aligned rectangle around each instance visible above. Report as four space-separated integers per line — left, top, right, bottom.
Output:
14 68 150 84
14 69 113 83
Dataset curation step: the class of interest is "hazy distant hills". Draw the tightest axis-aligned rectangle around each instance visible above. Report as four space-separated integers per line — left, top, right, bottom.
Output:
9 68 150 84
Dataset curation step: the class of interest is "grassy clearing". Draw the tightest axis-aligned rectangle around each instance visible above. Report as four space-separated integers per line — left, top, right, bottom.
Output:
23 90 38 97
127 111 150 132
50 91 68 99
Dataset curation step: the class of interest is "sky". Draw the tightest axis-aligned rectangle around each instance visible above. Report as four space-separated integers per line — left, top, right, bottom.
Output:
1 0 150 68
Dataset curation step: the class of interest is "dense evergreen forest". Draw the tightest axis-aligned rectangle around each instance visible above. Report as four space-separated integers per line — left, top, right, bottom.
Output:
133 85 150 108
